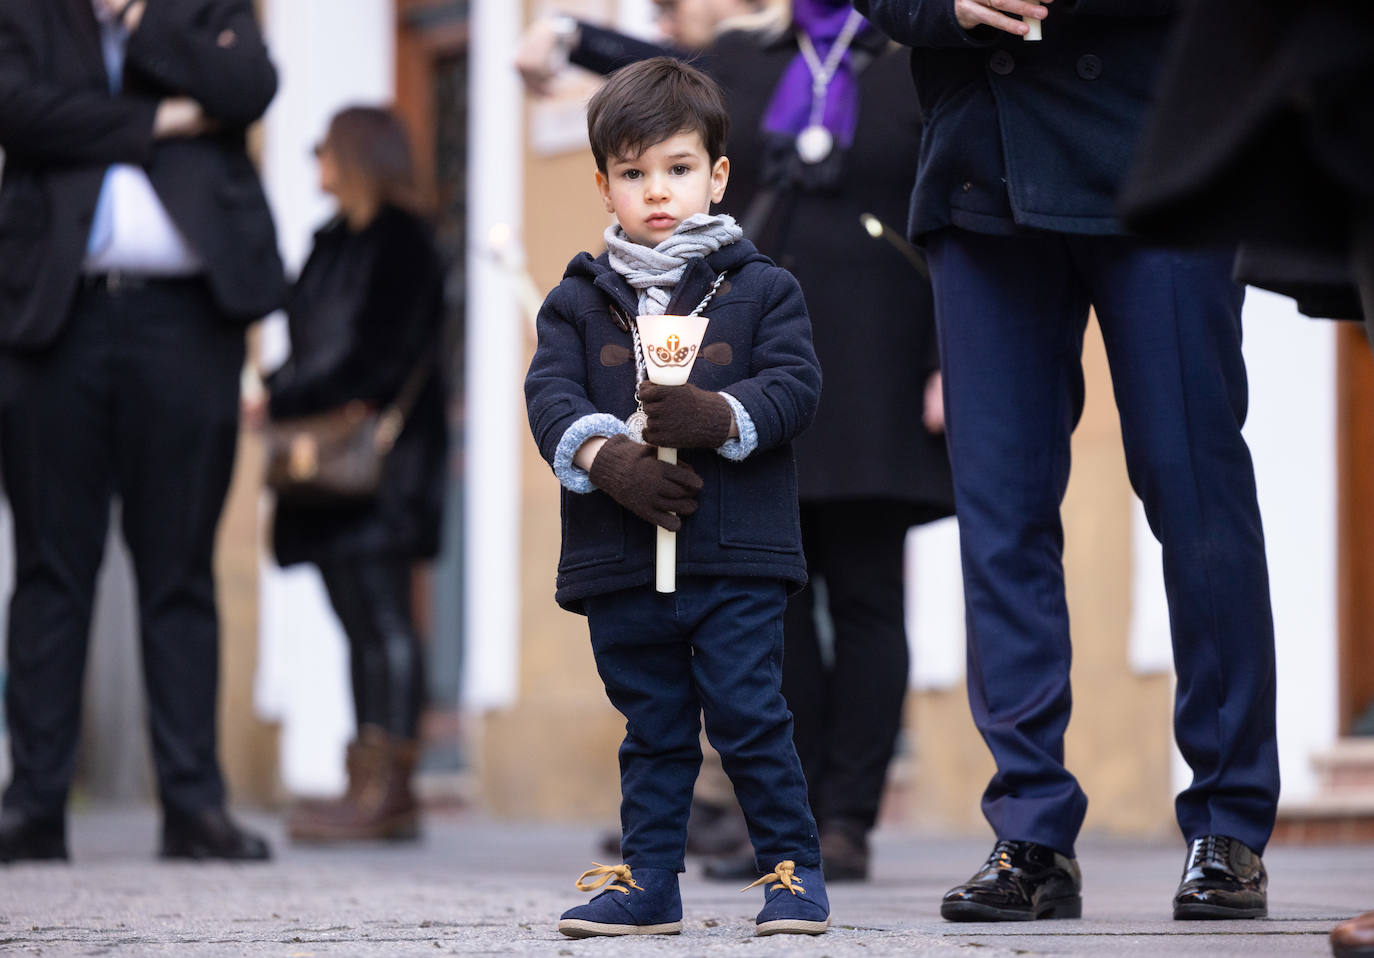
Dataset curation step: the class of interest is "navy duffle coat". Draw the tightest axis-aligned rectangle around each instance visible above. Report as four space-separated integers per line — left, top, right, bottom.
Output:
525 239 822 612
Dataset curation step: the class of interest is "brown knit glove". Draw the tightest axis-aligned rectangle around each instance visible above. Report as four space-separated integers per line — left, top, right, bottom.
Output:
588 434 703 532
639 383 734 449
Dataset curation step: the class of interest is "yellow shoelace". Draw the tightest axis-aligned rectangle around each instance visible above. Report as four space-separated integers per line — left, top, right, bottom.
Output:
574 862 644 895
742 859 805 895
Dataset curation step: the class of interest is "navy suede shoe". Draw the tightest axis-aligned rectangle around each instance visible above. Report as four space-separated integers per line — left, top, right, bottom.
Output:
557 863 682 938
748 860 830 936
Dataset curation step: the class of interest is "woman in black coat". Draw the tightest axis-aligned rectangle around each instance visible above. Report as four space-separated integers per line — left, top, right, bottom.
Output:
538 0 955 880
264 106 447 843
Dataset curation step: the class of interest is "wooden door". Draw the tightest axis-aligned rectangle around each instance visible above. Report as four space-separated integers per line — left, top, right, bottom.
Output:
1338 322 1374 734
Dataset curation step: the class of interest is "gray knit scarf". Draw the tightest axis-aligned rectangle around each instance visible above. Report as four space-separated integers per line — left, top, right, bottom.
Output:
604 213 743 316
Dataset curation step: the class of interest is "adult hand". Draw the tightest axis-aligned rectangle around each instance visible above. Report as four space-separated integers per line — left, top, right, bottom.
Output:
514 18 570 98
923 371 946 435
954 0 1050 37
153 98 212 139
588 434 703 531
639 382 735 449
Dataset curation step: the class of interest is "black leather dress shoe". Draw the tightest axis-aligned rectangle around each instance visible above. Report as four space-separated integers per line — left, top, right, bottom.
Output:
941 839 1082 921
1172 834 1266 919
0 809 68 863
160 807 271 862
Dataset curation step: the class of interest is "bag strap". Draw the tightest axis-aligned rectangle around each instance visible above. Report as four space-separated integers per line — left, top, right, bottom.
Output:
374 332 439 453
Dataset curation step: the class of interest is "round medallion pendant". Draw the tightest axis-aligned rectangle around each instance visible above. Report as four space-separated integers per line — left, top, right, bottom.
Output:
796 125 834 164
626 409 648 443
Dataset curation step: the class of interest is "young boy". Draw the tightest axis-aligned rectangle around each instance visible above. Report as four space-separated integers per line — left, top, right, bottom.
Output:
524 57 828 938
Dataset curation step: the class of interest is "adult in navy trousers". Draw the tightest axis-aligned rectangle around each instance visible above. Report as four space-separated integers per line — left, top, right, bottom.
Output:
858 0 1279 921
0 0 286 861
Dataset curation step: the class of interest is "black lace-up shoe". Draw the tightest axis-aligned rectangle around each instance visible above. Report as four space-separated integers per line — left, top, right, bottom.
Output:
941 839 1082 921
160 807 271 862
1172 834 1267 919
0 809 68 863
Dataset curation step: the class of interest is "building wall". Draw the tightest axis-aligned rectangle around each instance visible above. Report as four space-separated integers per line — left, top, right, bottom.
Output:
255 0 397 797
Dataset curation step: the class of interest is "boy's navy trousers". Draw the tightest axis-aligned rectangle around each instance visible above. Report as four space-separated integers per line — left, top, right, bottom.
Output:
585 578 821 872
926 227 1280 858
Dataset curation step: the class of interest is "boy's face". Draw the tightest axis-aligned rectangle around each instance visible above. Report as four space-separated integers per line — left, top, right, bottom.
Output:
595 131 729 249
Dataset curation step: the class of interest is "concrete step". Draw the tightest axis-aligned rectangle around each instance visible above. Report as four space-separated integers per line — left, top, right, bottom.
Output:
1311 736 1374 793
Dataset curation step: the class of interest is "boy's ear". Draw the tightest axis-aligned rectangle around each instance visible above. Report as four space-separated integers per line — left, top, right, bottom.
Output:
710 156 730 204
594 170 615 213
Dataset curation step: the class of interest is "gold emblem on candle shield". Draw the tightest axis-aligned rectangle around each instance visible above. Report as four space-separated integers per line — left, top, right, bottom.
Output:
646 333 698 368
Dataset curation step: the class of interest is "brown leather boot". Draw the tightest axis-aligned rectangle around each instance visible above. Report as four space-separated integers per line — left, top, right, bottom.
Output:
287 728 421 843
287 735 371 821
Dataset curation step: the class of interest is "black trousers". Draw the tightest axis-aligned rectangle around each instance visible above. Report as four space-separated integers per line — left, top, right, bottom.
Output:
784 500 921 831
318 557 424 740
0 278 244 818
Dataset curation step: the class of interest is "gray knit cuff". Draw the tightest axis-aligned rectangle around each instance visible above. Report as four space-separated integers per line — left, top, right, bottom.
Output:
554 413 630 492
717 391 757 461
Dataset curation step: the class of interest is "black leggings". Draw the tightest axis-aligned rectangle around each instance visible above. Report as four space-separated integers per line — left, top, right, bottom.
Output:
319 557 425 740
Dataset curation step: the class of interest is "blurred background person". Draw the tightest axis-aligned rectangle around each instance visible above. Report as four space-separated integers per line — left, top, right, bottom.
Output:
0 0 284 862
255 106 447 844
515 0 954 882
516 0 766 94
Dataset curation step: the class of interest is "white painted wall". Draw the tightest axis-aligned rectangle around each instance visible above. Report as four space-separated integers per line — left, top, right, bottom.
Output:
256 0 396 796
462 0 526 711
908 518 965 691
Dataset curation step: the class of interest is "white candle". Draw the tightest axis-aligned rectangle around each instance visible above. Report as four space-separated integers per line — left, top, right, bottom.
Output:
636 313 711 595
656 446 678 593
1025 2 1042 40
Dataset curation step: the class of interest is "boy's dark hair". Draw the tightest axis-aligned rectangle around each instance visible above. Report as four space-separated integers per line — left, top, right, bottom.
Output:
586 57 730 173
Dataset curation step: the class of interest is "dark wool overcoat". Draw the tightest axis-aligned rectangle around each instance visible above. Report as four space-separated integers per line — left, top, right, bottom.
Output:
525 239 822 612
268 206 448 567
1119 0 1374 320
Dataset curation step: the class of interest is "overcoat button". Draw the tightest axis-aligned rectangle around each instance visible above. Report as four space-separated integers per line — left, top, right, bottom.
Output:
989 50 1015 76
1076 54 1103 80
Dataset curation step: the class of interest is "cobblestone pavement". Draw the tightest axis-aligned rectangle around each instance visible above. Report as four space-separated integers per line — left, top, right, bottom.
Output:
0 806 1364 956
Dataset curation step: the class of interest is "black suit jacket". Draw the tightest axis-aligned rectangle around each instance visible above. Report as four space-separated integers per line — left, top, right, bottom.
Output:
0 0 287 349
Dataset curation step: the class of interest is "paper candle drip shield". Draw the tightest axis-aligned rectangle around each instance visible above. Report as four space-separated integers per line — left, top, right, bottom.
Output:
636 314 709 386
635 313 711 593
